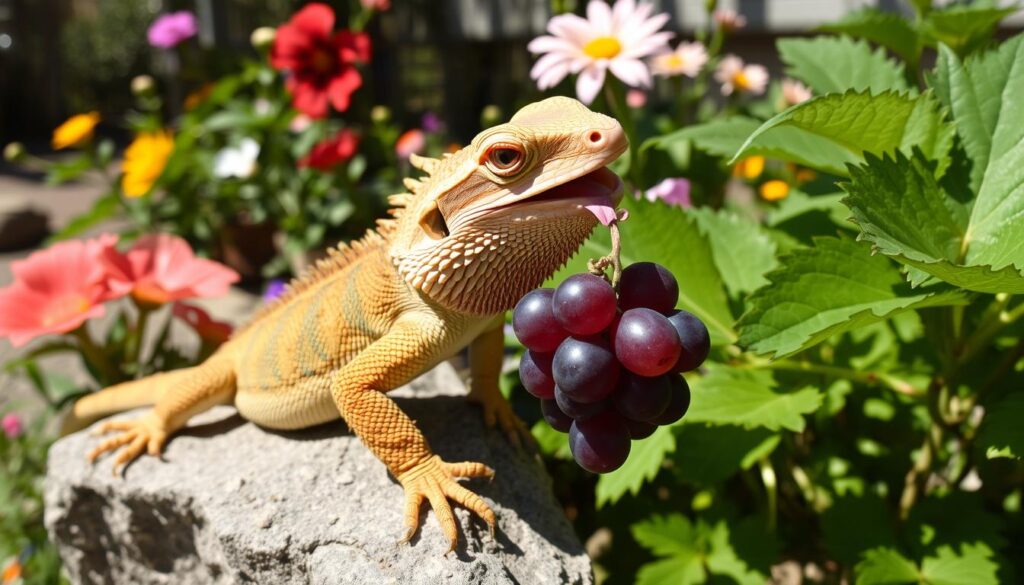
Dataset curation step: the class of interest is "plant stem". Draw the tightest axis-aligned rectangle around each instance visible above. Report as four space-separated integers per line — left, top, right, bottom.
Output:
71 326 119 385
957 297 1024 368
604 81 644 191
751 358 920 397
126 301 154 375
588 215 625 289
898 422 942 520
759 458 778 533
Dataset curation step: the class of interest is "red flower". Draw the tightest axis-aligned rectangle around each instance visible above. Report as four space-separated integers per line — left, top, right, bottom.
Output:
172 302 233 345
270 3 370 118
299 129 359 170
102 234 239 306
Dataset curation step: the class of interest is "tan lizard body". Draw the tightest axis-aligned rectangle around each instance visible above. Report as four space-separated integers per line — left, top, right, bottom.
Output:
67 97 626 550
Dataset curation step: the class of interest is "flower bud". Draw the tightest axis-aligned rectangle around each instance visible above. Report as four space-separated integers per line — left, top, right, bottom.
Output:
704 0 718 14
3 142 25 162
250 27 276 50
131 74 155 96
370 105 391 124
480 104 502 128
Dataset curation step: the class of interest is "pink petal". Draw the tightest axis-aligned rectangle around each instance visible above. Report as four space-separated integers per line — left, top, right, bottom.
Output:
587 0 614 35
609 58 651 88
576 63 607 104
528 35 579 55
547 14 593 45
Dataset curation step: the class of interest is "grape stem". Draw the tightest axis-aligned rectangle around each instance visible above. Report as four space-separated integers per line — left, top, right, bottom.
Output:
588 211 627 289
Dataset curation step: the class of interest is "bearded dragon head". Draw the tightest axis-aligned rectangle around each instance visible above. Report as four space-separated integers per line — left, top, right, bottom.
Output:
387 96 627 315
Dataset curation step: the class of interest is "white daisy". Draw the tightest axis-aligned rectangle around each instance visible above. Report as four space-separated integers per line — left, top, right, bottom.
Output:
650 41 709 78
715 55 768 96
213 138 260 179
528 0 673 104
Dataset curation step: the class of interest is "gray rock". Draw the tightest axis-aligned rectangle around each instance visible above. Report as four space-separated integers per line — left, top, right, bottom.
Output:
45 364 592 585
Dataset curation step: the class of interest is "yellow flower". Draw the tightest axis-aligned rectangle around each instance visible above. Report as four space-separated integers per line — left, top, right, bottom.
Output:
759 180 790 202
733 155 765 180
122 131 174 198
51 112 100 150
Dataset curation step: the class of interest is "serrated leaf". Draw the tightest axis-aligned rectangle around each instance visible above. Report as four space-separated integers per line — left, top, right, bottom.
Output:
732 90 954 177
633 514 699 557
687 368 821 432
547 198 736 344
636 556 705 585
921 543 999 585
855 548 920 585
673 424 779 485
843 150 1024 293
921 6 1018 56
978 391 1024 459
633 515 770 585
737 237 968 358
641 116 761 160
778 36 909 96
596 425 675 506
692 208 778 298
818 9 921 68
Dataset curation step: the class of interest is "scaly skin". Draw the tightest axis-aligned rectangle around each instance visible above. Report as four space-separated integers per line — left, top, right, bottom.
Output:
70 97 627 551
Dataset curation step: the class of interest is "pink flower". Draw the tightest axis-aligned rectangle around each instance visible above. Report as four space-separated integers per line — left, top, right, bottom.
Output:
0 235 120 347
395 129 426 159
713 9 746 32
626 89 648 108
650 41 708 78
173 303 233 345
528 0 673 104
2 413 23 439
781 78 812 107
102 234 239 306
715 55 768 96
361 0 391 11
644 177 692 208
147 11 198 49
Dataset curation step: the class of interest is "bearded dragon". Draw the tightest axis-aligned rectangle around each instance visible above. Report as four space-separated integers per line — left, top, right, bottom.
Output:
66 96 626 551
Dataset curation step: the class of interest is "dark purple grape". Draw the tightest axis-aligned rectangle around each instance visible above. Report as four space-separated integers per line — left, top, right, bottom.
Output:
619 262 679 314
555 386 608 419
614 308 682 377
512 289 569 352
540 399 573 433
651 375 691 425
551 274 617 336
613 371 672 422
519 350 555 399
624 419 657 440
553 336 620 403
569 410 632 473
667 310 711 373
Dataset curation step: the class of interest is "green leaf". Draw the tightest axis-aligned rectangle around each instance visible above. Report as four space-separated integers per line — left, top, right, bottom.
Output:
818 9 921 69
641 116 761 160
633 514 700 557
687 368 822 432
732 90 954 177
855 548 920 585
692 208 779 298
921 543 1000 585
737 237 968 358
672 424 779 485
843 151 1024 293
636 556 705 585
778 36 909 96
547 198 736 344
978 391 1024 459
632 515 769 585
596 425 675 506
921 6 1018 56
530 420 571 460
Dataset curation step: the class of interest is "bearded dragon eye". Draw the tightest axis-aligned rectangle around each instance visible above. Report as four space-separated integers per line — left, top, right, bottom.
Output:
486 146 524 175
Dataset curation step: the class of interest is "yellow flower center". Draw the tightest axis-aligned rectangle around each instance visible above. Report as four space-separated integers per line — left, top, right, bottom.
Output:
733 70 752 92
131 283 172 307
661 54 684 69
583 36 622 59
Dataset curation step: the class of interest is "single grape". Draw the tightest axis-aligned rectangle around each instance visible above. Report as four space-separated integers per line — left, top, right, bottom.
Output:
553 336 620 403
551 274 617 335
569 410 631 473
624 419 657 440
618 262 679 314
519 350 555 399
667 309 711 373
651 375 691 426
540 398 573 433
512 288 569 352
614 308 682 377
613 371 672 422
555 386 608 419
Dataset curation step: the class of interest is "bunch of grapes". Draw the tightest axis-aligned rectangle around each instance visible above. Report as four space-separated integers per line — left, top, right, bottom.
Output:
513 262 710 474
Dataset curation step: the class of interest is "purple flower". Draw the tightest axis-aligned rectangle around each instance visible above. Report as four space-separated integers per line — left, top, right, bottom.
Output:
2 413 23 439
421 112 444 134
262 279 288 303
147 11 198 49
644 178 692 208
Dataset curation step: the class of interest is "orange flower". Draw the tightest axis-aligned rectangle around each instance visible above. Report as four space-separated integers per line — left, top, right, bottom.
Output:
52 112 100 150
122 131 174 197
2 558 22 584
733 156 765 180
759 180 790 202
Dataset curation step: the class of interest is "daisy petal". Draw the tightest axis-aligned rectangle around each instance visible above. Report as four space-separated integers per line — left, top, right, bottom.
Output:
587 0 614 36
609 58 651 88
576 63 607 104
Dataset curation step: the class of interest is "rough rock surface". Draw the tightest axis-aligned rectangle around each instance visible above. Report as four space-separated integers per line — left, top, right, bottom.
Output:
45 364 592 584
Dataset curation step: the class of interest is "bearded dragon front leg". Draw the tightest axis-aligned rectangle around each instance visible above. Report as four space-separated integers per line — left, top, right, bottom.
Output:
467 316 534 448
332 313 496 552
